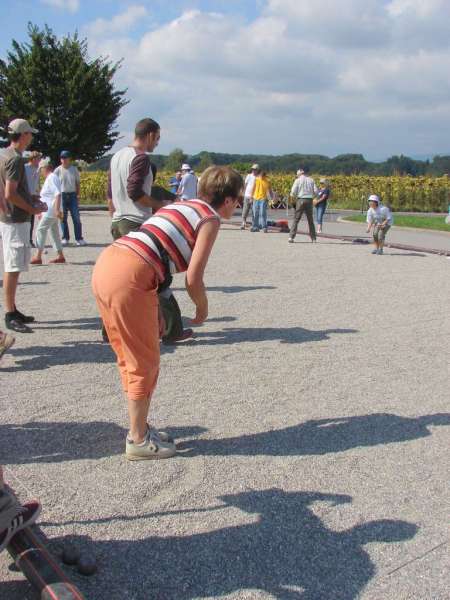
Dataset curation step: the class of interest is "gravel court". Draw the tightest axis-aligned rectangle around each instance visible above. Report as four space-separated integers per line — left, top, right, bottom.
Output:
1 212 449 599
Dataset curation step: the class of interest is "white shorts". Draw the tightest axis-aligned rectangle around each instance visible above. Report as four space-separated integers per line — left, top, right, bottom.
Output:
0 221 31 273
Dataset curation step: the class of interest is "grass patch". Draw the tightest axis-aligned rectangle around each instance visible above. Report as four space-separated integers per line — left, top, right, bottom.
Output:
344 214 450 232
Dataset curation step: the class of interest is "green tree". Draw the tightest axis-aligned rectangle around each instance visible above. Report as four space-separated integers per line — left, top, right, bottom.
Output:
0 24 127 163
197 151 213 172
165 148 186 172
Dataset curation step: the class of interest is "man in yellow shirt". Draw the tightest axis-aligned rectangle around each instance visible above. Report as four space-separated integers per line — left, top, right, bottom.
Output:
250 171 272 232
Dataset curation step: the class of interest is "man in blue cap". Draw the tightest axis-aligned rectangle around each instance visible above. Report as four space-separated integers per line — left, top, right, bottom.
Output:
54 150 86 245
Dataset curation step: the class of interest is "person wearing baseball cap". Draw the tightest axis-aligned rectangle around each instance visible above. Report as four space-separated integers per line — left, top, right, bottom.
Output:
0 118 47 333
178 164 198 200
366 194 393 255
240 164 260 229
54 150 86 246
288 167 318 243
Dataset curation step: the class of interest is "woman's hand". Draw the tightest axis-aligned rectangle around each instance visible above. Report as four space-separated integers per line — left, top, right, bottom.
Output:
191 301 208 325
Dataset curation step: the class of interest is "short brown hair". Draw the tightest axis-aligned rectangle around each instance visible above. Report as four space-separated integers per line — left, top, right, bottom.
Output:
135 118 160 139
198 166 243 209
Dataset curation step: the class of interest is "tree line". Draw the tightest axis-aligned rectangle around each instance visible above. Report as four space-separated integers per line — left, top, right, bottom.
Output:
88 150 450 177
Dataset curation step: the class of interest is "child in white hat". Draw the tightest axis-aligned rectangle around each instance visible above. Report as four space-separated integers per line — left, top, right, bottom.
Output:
366 194 393 255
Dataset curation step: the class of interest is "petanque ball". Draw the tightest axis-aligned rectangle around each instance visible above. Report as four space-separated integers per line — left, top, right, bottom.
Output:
61 545 80 566
77 554 97 576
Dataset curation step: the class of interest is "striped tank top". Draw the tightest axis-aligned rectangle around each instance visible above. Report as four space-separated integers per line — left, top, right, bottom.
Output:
114 199 220 281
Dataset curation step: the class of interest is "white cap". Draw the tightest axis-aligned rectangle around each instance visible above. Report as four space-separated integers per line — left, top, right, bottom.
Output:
368 194 380 203
8 118 38 135
181 163 191 171
39 157 52 169
251 163 259 170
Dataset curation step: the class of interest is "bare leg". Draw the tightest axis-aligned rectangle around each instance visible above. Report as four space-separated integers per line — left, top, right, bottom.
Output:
3 272 20 313
128 396 151 443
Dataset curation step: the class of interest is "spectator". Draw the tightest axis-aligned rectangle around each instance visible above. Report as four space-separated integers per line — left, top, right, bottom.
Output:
30 159 66 265
288 168 317 243
314 177 331 233
240 164 259 230
24 151 42 246
178 164 198 200
106 120 192 344
169 171 182 195
54 151 86 246
250 171 272 233
0 119 47 333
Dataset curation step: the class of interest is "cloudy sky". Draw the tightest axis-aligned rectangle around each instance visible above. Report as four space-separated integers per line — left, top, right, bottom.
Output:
2 0 450 159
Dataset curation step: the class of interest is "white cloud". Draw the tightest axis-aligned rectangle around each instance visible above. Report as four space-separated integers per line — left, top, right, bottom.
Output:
41 0 79 13
84 1 450 158
84 5 148 37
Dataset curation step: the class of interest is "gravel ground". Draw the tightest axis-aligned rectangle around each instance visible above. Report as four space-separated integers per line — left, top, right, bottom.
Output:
1 211 449 600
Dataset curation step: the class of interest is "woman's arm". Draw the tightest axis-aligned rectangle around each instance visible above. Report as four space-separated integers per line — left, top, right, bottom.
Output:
186 218 220 324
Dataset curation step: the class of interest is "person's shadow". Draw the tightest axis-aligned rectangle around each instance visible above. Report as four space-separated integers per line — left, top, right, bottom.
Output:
49 489 418 600
176 412 450 457
171 285 277 294
2 340 114 372
0 423 207 465
192 326 357 346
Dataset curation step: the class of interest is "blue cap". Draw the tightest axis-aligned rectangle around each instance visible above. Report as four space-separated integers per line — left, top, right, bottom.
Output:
60 150 71 158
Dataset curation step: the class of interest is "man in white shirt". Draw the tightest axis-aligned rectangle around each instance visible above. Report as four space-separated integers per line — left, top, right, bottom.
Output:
240 163 259 230
24 151 42 245
177 164 198 200
288 168 318 243
31 159 66 265
54 150 86 246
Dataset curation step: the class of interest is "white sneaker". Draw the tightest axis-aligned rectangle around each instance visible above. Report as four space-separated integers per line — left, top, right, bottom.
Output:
62 239 69 246
288 238 294 243
126 429 176 461
76 240 87 246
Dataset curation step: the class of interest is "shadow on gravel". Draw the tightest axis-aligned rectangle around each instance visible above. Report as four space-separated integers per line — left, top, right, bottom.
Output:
35 317 102 331
172 285 277 294
49 489 418 600
0 581 33 600
176 413 450 457
192 326 357 346
1 423 206 464
4 340 114 371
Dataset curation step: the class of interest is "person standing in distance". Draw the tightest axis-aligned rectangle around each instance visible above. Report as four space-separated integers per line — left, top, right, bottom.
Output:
240 164 259 230
177 164 198 200
288 168 318 243
54 150 86 246
24 151 42 246
0 119 47 333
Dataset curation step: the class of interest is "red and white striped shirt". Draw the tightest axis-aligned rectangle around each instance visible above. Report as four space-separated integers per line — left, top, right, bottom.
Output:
114 199 220 281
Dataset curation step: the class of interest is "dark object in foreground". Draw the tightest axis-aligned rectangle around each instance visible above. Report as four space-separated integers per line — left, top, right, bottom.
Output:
7 526 86 599
151 185 177 204
77 553 98 576
62 544 80 566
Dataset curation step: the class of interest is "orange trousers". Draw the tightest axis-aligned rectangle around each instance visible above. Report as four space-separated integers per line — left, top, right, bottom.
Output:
92 244 160 401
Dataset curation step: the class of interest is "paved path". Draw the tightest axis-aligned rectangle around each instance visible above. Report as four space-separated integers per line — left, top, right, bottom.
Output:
263 208 450 254
1 212 449 599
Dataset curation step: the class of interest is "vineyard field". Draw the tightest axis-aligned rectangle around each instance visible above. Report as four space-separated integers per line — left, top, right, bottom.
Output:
79 171 450 212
